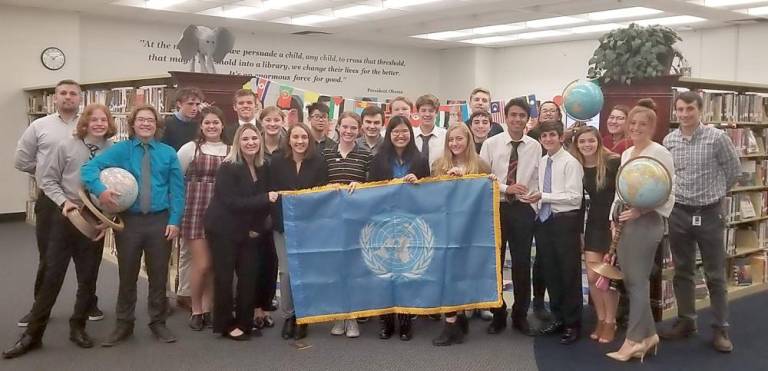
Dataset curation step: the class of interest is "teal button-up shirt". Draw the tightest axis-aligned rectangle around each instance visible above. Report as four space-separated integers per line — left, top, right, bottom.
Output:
81 138 185 226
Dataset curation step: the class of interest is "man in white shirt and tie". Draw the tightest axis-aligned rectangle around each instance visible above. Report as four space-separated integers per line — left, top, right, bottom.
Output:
413 94 446 167
480 98 541 336
523 120 584 345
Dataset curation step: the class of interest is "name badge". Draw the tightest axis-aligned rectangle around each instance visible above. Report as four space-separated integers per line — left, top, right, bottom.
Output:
692 215 702 226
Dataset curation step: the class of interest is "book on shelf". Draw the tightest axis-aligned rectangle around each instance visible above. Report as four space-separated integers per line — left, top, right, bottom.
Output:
750 253 768 283
732 257 753 286
671 89 767 123
727 128 762 156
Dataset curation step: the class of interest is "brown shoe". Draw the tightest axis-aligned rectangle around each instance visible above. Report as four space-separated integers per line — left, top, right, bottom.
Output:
659 319 697 340
599 322 617 344
590 321 605 341
713 327 733 353
176 295 191 312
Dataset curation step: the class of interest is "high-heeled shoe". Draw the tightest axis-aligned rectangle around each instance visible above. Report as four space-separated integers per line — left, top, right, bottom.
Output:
605 340 646 362
599 322 617 344
641 334 660 358
590 321 605 341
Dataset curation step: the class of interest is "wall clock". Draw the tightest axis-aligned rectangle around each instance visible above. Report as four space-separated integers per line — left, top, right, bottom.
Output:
41 47 66 71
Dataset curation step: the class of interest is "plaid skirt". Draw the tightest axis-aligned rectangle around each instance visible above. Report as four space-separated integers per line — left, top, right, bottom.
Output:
182 152 224 240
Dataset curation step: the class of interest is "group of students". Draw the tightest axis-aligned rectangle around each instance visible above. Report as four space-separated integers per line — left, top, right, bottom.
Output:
5 80 740 364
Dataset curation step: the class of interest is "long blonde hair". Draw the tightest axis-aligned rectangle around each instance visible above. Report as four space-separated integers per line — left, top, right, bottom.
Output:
224 123 264 167
569 126 617 191
432 123 490 176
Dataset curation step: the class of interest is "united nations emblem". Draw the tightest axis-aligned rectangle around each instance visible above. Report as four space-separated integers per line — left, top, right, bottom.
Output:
360 214 434 280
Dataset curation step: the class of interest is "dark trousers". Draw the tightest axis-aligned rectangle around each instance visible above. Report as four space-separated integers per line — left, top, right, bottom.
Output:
208 230 261 334
114 212 170 326
32 191 57 298
254 231 278 310
26 212 103 339
668 204 729 327
492 201 536 321
535 212 582 328
532 249 547 307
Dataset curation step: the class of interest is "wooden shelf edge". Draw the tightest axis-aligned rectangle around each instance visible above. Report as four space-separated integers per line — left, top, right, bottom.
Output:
730 185 768 193
675 77 768 93
661 281 768 321
728 215 768 226
23 74 172 92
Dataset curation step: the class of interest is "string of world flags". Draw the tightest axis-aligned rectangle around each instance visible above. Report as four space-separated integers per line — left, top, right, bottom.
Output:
242 76 539 128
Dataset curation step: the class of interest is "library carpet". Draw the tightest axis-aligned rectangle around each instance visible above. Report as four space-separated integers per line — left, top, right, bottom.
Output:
1 220 766 371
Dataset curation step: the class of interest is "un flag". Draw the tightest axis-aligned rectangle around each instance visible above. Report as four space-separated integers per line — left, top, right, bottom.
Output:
281 175 502 324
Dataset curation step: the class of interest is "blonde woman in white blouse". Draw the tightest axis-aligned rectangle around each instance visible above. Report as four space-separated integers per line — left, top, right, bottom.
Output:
606 99 675 363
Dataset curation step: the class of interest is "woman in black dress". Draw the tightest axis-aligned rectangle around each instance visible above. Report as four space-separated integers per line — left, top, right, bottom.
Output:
369 115 430 341
204 124 278 340
570 126 621 343
269 122 329 340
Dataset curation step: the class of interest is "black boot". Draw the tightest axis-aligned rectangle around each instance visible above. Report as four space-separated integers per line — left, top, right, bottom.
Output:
281 316 296 340
432 321 464 346
379 314 395 339
294 323 308 340
69 327 94 348
457 313 469 335
398 315 413 341
101 322 134 347
2 334 41 359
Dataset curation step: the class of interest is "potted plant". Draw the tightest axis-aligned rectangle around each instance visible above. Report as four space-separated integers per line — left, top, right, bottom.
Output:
587 23 683 85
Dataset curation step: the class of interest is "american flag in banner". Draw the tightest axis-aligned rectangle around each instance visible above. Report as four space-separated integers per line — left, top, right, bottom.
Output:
490 100 505 124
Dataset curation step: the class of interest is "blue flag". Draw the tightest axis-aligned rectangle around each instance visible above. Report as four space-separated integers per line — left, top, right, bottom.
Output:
281 176 502 324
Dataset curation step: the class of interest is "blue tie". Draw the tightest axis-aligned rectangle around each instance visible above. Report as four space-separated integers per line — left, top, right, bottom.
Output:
538 157 553 222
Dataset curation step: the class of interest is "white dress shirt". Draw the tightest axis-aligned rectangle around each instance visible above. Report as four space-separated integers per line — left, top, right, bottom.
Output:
414 125 446 167
479 131 541 210
537 147 584 213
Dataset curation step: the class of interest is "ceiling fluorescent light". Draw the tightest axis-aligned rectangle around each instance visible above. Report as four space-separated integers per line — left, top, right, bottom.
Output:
472 24 526 34
527 16 586 28
588 7 662 21
704 0 765 7
426 30 473 40
746 5 768 14
516 30 570 39
461 35 520 45
292 14 336 26
569 23 623 34
384 0 442 8
634 16 706 26
335 5 383 18
219 6 266 18
144 0 186 9
263 0 312 9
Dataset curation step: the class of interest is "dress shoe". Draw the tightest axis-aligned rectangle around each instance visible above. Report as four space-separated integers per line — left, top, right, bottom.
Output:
398 316 413 341
202 313 213 329
512 318 535 336
101 323 134 347
224 328 251 341
69 328 94 348
176 295 191 312
486 320 507 334
294 324 308 340
189 314 204 331
539 320 564 336
17 312 32 328
432 321 464 346
658 318 697 340
713 327 733 353
282 317 296 340
606 340 648 363
149 323 177 343
2 334 41 359
379 315 395 339
559 327 580 345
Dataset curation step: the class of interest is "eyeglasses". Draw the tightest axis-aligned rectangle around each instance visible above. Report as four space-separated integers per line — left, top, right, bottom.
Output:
310 114 328 120
391 130 410 137
135 117 156 124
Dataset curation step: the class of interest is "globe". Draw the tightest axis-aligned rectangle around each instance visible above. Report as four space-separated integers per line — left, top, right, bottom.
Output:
616 156 672 209
89 167 139 214
562 80 604 121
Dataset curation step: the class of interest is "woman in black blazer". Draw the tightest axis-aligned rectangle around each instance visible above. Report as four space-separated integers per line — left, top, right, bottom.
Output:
204 124 278 340
369 115 430 341
269 122 328 340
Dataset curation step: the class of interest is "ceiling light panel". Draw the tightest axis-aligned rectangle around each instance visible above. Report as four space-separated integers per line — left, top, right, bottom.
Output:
472 24 526 35
516 30 570 39
383 0 442 8
291 14 337 26
527 16 587 28
461 35 520 45
634 15 706 26
745 5 768 14
144 0 187 9
702 0 766 7
569 23 624 34
262 0 313 9
588 7 662 21
334 5 384 18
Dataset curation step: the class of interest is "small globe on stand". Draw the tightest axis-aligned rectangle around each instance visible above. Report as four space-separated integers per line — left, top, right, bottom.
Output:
562 79 604 121
89 167 139 214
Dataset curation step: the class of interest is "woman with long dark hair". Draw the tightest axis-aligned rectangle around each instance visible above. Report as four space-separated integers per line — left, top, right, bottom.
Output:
369 115 430 341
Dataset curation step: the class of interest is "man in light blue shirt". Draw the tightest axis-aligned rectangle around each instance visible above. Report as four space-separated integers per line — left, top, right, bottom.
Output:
81 104 184 347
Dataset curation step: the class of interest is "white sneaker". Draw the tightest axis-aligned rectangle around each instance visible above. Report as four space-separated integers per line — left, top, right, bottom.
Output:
345 320 360 338
480 310 494 321
331 320 346 336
